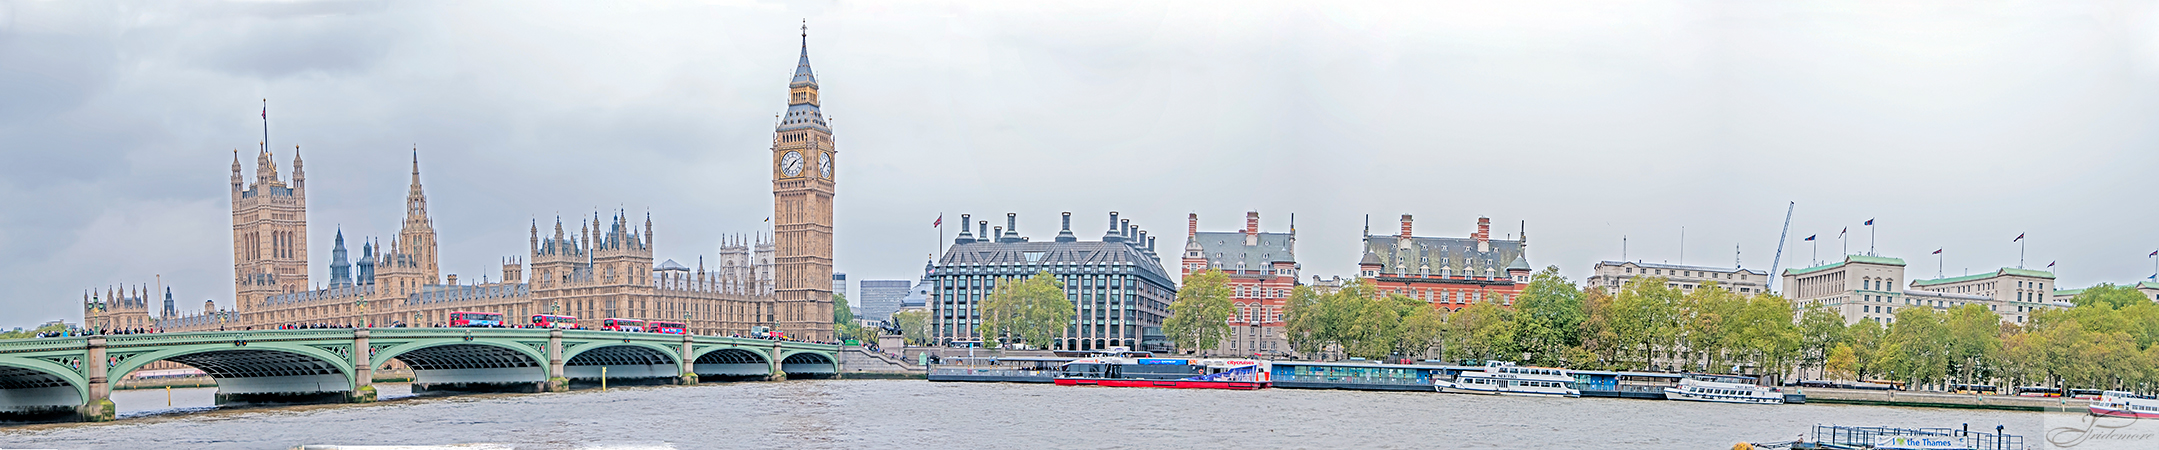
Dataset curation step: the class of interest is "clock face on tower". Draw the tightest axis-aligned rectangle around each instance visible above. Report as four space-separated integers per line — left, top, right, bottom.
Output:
819 152 832 179
781 151 803 177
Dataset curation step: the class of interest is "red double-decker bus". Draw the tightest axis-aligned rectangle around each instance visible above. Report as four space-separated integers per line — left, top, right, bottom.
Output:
449 311 505 328
600 318 645 332
530 314 577 329
648 321 686 335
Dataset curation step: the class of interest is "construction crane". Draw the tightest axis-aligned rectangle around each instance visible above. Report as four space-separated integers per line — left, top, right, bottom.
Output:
1768 202 1794 293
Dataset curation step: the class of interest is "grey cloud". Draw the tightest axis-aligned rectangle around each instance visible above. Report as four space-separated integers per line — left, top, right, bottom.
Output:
2 0 2157 328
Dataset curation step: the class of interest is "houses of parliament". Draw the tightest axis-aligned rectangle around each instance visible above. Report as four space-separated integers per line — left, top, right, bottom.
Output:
82 29 840 341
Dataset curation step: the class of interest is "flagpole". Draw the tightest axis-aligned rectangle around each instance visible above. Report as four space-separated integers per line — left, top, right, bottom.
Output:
2019 238 2026 269
1869 222 1876 256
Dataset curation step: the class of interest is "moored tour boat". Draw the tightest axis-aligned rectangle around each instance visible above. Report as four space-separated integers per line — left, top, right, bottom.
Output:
1054 357 1270 390
1662 374 1785 405
1433 361 1579 397
2089 390 2159 418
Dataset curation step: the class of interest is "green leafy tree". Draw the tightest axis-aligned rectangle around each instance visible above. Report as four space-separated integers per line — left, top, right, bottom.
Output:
1887 307 1950 388
1605 277 1682 370
979 271 1075 350
1825 344 1859 379
1397 303 1448 361
1577 288 1623 369
0 324 64 340
1164 269 1236 355
1444 302 1516 363
1283 285 1332 356
1845 318 1889 380
891 309 931 346
1513 267 1586 366
2072 284 2149 310
1797 304 1848 380
1942 304 2003 388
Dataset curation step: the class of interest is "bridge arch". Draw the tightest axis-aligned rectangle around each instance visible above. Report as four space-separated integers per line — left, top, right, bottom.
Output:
108 343 355 400
371 340 549 389
370 340 548 372
779 351 838 378
0 356 91 411
561 342 681 380
689 347 770 379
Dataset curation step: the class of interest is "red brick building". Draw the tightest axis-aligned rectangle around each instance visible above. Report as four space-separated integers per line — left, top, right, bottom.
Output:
1357 215 1533 311
1180 211 1299 357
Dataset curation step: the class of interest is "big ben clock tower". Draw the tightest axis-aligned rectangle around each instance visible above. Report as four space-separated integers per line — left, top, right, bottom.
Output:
772 24 836 341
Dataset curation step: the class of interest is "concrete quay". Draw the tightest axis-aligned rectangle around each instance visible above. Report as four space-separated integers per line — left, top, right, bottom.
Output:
1801 387 2088 412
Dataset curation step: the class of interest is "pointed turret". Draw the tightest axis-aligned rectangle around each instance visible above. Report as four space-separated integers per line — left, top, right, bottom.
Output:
291 145 305 196
230 149 244 195
329 228 352 287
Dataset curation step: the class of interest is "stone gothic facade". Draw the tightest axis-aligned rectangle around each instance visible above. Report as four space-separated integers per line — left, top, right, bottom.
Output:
85 29 838 340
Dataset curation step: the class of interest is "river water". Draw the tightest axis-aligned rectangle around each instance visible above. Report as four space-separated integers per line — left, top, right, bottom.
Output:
2 380 2047 449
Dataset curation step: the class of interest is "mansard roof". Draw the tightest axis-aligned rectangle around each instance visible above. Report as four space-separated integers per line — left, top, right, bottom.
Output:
936 239 1175 287
1191 231 1296 271
1596 261 1768 276
1361 235 1526 275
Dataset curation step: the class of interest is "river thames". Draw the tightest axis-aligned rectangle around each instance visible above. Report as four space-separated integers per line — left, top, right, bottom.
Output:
2 380 2047 449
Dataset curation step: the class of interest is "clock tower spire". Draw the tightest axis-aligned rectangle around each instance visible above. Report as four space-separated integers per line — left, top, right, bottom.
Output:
772 21 836 341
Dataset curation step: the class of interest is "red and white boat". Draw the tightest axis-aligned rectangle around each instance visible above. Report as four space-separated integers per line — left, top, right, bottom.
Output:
2089 390 2159 418
1054 357 1270 390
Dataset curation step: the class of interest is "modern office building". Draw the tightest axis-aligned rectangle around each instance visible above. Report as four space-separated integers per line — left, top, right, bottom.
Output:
1180 211 1299 357
1585 261 1769 295
833 273 848 304
927 212 1178 351
857 279 912 323
1355 215 1533 311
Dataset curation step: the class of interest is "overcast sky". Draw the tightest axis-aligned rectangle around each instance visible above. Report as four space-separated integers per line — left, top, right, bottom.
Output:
3 0 2157 329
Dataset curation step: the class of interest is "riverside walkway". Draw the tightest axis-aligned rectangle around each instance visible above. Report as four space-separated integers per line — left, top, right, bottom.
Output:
0 328 839 422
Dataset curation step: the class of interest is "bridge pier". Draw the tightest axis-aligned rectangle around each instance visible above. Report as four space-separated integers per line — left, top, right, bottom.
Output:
676 335 698 385
74 336 114 422
544 329 568 392
767 341 786 381
350 329 376 403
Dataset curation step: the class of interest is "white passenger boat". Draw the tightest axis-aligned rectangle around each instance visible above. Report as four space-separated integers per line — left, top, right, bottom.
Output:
2090 390 2159 418
1662 374 1785 405
1433 361 1579 397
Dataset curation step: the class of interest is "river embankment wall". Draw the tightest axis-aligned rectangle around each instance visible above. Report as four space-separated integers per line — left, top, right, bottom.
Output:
1801 387 2087 412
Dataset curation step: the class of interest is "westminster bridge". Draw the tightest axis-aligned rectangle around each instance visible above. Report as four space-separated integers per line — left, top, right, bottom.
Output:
0 328 840 422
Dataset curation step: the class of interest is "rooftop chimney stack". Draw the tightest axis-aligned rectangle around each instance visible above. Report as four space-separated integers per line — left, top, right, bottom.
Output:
1122 220 1133 245
979 221 989 243
1005 213 1019 243
1148 236 1157 252
1188 213 1198 237
1137 229 1148 249
1057 212 1077 242
992 226 1003 243
1401 214 1414 238
1476 217 1492 244
956 214 974 244
1246 211 1260 236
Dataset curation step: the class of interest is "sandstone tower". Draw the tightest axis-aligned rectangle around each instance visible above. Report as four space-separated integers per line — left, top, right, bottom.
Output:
232 145 309 309
771 25 836 341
